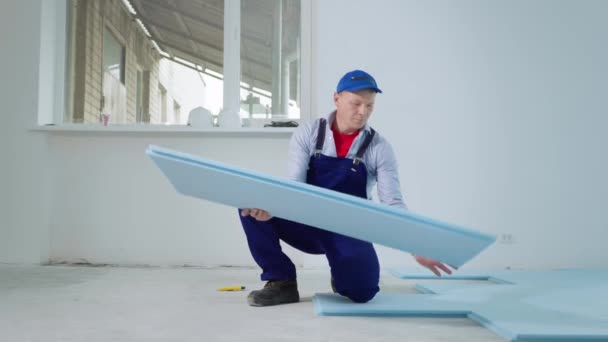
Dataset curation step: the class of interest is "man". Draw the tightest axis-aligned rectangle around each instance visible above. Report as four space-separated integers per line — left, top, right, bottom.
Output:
240 70 452 307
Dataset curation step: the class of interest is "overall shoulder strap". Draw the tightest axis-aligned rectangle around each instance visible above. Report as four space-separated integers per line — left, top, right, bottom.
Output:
314 118 327 156
353 128 376 164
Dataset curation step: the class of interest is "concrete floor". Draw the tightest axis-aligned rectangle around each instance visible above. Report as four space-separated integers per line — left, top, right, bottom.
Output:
0 264 504 342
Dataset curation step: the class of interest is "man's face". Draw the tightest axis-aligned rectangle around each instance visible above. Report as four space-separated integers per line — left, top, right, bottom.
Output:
333 90 376 133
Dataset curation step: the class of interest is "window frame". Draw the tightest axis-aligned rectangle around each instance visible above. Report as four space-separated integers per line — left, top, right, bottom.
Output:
37 0 316 132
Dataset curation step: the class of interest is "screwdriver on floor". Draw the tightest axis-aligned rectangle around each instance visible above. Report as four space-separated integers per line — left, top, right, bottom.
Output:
217 286 246 291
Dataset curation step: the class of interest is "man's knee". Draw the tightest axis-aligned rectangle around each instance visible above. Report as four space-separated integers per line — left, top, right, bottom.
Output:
332 262 379 303
343 286 379 303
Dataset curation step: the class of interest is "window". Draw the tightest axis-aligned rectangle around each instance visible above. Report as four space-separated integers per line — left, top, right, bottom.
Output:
240 0 302 120
103 27 125 84
101 27 127 124
59 0 312 128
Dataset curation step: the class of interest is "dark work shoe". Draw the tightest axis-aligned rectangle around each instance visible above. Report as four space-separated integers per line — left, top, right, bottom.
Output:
247 280 299 307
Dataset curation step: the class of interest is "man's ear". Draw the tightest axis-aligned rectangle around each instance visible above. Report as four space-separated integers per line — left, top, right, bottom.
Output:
333 92 340 106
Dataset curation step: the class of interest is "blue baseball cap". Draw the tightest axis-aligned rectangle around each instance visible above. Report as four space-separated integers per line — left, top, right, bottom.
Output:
336 70 382 93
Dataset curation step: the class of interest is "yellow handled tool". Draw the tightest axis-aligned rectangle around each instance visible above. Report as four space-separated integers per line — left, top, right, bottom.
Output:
218 285 246 291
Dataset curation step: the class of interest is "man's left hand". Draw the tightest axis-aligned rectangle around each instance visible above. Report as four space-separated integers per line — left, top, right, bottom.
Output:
413 255 454 276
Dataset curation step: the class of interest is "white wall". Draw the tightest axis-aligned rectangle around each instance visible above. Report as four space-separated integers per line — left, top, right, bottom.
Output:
0 1 51 264
1 0 607 271
313 0 608 269
48 134 297 267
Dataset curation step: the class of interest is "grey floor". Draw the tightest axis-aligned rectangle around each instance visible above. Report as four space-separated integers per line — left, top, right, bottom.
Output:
0 264 504 342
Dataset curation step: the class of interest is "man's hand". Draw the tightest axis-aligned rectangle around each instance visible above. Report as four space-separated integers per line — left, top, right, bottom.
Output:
240 208 273 221
413 255 454 277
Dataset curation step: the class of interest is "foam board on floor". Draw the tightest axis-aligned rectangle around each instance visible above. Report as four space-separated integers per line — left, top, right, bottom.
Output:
146 145 495 267
387 268 511 283
315 270 608 341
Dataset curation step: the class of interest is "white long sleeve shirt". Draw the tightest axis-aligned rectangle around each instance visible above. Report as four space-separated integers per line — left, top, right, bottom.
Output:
287 112 408 209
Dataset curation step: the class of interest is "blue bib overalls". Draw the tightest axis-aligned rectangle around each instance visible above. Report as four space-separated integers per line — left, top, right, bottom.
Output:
239 119 380 303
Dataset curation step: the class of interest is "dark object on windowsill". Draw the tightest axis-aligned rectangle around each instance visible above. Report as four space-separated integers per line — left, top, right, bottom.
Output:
264 121 299 128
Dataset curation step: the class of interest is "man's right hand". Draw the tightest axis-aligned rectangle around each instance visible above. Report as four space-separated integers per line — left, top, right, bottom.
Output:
240 208 273 221
413 255 454 276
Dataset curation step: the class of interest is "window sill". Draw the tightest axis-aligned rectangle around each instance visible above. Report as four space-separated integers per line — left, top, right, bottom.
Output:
31 124 297 136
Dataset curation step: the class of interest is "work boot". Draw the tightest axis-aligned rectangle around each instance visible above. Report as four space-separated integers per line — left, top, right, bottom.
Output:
247 280 299 307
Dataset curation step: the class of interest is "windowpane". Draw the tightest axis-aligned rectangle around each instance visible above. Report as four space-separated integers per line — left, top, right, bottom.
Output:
241 0 301 120
103 28 125 84
65 0 306 126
